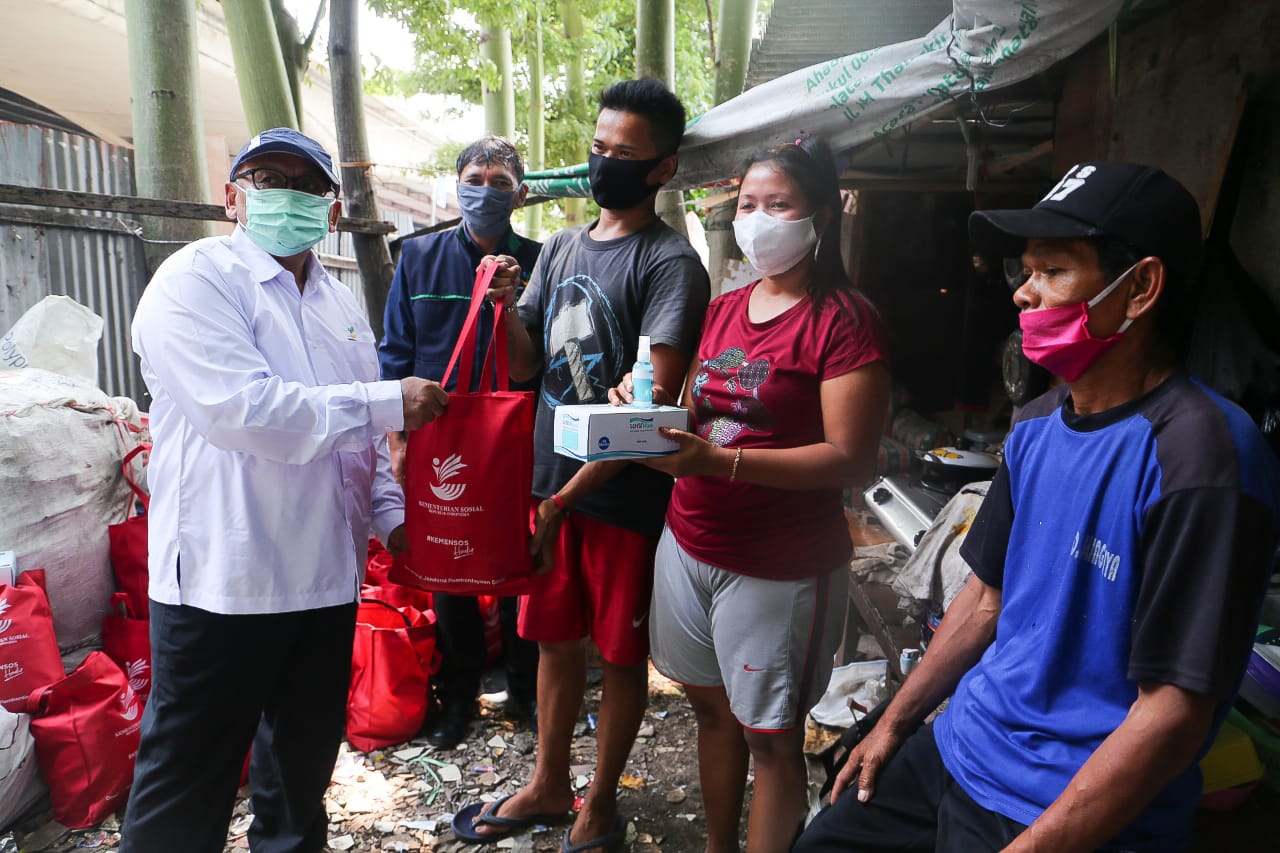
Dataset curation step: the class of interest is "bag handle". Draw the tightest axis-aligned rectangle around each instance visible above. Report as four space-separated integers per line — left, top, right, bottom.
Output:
26 684 53 717
476 298 510 394
109 591 135 620
426 648 443 675
359 597 412 629
121 444 152 514
441 261 510 394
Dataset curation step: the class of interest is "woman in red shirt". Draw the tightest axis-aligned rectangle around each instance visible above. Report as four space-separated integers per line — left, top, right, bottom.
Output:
612 135 890 851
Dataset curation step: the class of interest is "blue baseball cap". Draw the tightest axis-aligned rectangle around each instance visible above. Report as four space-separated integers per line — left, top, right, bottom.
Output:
230 128 341 191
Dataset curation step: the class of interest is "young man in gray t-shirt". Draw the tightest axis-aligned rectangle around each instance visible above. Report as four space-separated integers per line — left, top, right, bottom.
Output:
451 80 709 849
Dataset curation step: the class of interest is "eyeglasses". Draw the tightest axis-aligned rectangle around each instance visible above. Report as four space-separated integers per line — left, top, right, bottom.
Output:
233 167 335 197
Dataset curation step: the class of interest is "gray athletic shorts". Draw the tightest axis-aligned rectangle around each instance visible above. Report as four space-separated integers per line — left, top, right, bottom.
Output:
649 526 849 731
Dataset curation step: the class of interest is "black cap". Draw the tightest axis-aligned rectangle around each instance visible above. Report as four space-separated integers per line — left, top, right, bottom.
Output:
969 162 1202 280
230 128 340 191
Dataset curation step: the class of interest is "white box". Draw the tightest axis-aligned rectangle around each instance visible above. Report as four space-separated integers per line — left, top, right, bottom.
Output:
0 551 15 586
553 404 688 461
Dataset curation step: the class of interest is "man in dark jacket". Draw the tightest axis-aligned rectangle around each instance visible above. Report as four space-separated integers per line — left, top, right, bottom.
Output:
379 136 541 747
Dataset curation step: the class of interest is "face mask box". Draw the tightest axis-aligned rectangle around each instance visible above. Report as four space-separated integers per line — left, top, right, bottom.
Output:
553 404 688 461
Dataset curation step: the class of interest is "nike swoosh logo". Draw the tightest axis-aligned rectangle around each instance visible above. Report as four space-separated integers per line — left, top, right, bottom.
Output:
632 615 647 628
743 664 765 672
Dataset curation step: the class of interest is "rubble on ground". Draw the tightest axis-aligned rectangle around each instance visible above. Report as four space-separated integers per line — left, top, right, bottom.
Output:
2 666 735 852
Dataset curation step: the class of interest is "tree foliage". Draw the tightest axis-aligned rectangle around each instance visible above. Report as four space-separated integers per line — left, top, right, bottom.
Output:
365 0 716 173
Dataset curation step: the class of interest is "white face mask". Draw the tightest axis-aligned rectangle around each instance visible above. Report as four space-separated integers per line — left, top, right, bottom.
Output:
732 210 818 276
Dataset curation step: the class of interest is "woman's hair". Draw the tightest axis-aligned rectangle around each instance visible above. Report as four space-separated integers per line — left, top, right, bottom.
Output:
737 133 862 319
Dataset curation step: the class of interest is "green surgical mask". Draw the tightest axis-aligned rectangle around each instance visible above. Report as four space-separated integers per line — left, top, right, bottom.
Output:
241 187 335 257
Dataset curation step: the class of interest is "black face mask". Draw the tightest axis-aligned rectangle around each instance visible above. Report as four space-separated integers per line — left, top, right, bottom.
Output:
588 153 666 210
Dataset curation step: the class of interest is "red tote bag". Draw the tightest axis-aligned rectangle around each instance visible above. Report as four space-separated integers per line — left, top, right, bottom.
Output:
27 651 143 829
108 445 151 619
391 261 537 595
346 597 440 753
0 569 65 713
101 592 152 705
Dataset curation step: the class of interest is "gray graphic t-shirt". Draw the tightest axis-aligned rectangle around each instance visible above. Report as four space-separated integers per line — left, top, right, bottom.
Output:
518 217 709 536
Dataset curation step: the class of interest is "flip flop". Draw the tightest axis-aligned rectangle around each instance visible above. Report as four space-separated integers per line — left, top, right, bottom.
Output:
451 794 572 844
560 815 627 853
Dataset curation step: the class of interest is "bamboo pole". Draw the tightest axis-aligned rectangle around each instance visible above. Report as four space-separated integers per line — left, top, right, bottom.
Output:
525 11 546 239
636 0 687 237
124 0 214 271
223 0 299 132
707 0 758 295
480 17 516 138
562 0 588 228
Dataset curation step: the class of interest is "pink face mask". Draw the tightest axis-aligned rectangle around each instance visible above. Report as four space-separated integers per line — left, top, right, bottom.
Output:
1019 262 1139 383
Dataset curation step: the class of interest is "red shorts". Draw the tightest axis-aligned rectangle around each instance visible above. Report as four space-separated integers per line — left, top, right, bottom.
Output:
517 510 658 667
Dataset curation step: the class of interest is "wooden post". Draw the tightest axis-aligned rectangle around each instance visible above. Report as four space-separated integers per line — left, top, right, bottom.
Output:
329 0 396 340
124 0 214 271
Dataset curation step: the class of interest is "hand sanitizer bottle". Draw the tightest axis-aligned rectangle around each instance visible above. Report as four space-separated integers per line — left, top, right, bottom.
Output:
632 335 654 408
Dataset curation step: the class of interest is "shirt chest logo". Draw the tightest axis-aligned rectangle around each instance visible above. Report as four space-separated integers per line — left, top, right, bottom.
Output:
1070 530 1121 582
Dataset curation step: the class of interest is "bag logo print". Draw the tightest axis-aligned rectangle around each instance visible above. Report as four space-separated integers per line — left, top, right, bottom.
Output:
1 661 23 683
119 686 140 722
126 659 150 693
0 597 10 635
430 453 468 502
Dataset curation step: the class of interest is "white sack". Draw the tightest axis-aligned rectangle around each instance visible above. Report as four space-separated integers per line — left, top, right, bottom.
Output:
810 660 890 729
0 295 104 386
0 368 144 655
0 703 44 831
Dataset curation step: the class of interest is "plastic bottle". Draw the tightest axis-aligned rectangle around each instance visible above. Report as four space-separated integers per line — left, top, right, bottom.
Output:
632 335 654 408
899 648 921 678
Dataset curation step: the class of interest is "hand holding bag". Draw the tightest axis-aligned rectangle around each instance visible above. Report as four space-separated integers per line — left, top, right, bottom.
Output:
392 261 537 595
27 651 142 828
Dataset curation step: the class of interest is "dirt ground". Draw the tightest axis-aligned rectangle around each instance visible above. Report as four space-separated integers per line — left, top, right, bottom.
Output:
6 659 1280 852
3 664 749 852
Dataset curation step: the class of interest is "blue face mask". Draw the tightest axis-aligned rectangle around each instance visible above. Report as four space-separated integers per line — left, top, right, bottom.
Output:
241 187 335 257
456 183 517 239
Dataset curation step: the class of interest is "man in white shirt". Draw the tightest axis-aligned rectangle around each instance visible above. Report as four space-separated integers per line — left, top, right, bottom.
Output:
120 128 447 853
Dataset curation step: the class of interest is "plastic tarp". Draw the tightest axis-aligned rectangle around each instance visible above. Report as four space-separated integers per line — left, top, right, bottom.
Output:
524 0 1124 198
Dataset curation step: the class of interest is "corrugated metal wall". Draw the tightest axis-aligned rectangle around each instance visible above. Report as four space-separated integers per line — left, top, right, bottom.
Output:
0 122 413 406
316 209 417 317
0 121 148 402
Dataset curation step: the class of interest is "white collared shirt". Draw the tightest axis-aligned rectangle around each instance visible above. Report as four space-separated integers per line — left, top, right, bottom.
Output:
132 227 405 614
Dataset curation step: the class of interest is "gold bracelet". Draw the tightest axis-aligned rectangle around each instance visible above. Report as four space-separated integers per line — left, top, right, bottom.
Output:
729 447 743 481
